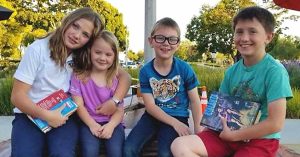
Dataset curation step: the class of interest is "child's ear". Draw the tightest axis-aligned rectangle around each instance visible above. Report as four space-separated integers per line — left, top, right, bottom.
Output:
265 32 274 45
148 37 154 48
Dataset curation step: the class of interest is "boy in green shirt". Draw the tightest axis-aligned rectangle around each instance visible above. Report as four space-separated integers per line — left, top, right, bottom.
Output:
171 6 293 157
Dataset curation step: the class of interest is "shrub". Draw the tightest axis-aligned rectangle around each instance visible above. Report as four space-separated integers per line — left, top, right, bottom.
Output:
0 63 17 78
281 60 300 89
124 68 139 85
191 64 225 95
0 76 14 115
0 64 299 119
286 88 300 119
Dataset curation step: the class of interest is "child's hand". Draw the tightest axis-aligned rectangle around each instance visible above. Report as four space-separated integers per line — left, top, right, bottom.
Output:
172 120 190 136
46 104 68 128
219 117 236 141
194 125 205 134
99 123 114 139
89 123 103 137
95 100 117 115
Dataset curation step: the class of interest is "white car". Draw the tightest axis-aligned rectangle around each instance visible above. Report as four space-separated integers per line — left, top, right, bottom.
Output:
123 61 138 69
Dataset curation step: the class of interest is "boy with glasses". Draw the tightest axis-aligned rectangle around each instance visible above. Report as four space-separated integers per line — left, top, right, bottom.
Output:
123 17 203 157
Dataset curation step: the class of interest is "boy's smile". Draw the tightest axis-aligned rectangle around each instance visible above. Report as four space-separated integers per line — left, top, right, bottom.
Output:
149 26 180 60
234 18 273 66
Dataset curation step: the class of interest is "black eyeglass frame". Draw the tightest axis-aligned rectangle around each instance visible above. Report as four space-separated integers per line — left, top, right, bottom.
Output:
152 35 180 45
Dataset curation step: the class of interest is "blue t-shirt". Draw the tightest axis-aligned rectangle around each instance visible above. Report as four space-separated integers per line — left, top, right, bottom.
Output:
220 54 293 139
139 57 199 117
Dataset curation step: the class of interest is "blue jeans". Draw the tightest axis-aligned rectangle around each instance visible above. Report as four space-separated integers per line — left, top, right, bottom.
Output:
11 113 79 157
79 121 125 157
123 112 189 157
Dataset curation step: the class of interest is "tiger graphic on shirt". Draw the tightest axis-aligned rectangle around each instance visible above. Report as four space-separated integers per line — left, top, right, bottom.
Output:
149 75 180 103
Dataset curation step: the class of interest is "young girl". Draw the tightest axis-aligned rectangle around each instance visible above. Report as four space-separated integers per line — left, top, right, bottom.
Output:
70 30 127 157
10 7 130 157
123 17 202 157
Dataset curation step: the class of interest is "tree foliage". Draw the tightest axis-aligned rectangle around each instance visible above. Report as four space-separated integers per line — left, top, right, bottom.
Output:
186 0 255 58
175 40 198 61
136 50 144 62
270 36 300 60
0 0 128 61
127 49 139 61
185 0 300 58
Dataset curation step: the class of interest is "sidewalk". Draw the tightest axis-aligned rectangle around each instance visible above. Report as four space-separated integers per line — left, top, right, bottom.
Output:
0 116 13 142
280 119 300 154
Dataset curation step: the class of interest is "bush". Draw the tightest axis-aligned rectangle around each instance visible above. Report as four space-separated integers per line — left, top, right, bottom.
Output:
123 68 139 85
0 62 17 78
286 88 300 119
1 64 299 119
191 64 225 95
0 76 14 115
281 60 300 89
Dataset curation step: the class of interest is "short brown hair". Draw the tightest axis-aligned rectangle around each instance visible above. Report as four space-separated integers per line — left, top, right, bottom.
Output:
233 6 275 33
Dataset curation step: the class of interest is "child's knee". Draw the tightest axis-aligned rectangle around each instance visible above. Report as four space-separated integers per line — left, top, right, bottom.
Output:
171 137 181 151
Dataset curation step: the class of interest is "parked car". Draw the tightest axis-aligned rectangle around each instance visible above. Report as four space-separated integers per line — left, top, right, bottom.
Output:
122 61 138 69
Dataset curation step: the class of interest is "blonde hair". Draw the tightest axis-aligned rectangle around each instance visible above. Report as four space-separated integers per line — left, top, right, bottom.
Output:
48 7 103 67
73 30 119 87
150 17 181 37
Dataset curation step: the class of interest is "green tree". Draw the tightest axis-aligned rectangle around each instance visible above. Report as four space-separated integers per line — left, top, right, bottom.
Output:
137 50 144 62
175 40 198 61
1 0 128 61
186 0 299 58
186 0 255 58
270 36 300 60
127 49 139 61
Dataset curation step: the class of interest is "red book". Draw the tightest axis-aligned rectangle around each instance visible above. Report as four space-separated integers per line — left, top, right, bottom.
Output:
28 90 78 133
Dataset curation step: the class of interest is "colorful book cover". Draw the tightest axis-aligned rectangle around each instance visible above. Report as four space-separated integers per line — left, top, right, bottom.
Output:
28 89 78 133
200 91 261 132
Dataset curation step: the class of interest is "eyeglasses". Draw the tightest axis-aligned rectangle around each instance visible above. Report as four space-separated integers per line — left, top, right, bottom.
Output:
152 35 180 45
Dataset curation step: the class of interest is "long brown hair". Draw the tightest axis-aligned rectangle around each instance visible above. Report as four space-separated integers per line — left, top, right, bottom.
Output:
73 30 119 87
48 7 103 67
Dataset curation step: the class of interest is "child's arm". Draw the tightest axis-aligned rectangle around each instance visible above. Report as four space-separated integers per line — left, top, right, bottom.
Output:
72 95 102 137
219 98 286 141
96 68 131 115
187 87 203 134
99 106 124 139
11 79 68 128
143 93 191 136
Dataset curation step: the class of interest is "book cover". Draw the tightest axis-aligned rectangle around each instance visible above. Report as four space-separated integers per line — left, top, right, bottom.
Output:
200 92 261 132
28 89 78 133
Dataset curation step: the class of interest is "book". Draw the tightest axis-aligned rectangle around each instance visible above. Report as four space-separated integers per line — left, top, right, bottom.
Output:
200 91 261 132
28 89 78 133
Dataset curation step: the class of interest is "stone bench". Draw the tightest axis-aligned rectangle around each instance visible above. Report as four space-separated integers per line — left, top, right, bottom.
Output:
1 95 300 157
1 138 300 157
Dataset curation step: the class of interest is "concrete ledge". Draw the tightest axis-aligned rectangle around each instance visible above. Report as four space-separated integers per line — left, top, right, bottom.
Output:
281 119 300 144
1 139 299 157
1 98 300 156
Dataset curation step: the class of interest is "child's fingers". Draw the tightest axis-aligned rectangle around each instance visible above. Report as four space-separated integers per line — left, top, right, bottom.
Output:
220 117 228 129
56 104 66 113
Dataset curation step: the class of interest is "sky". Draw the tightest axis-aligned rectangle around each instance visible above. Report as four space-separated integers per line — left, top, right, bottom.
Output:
106 0 300 52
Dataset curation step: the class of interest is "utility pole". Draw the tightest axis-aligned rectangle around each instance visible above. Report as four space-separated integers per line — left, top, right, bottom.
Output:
144 0 156 63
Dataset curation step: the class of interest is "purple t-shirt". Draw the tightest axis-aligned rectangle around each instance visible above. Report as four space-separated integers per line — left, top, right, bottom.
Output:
69 74 123 123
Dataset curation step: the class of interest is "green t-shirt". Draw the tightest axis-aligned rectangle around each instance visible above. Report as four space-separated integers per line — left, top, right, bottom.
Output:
220 54 293 139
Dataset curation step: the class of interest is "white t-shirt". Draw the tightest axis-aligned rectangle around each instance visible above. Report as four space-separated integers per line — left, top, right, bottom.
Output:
13 37 73 113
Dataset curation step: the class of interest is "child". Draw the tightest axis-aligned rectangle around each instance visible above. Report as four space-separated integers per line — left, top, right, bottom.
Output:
124 17 202 157
70 30 127 157
10 7 129 157
171 6 293 157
